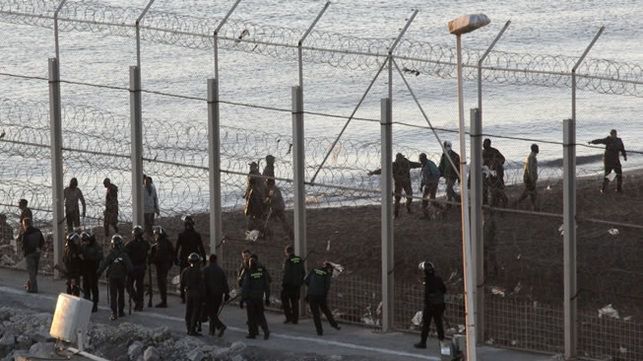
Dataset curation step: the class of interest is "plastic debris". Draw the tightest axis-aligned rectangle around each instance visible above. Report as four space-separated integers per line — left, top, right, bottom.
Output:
608 228 619 236
326 240 331 252
512 282 522 295
619 346 627 354
598 304 620 319
623 315 632 321
328 262 344 278
411 311 423 326
491 287 506 297
245 230 260 242
546 185 551 191
558 224 564 236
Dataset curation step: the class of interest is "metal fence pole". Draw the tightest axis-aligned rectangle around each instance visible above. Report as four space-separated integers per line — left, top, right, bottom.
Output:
291 86 306 268
298 1 330 89
213 0 241 78
380 97 393 332
129 66 144 227
469 108 483 341
207 79 222 255
135 0 156 70
53 0 68 61
48 57 64 279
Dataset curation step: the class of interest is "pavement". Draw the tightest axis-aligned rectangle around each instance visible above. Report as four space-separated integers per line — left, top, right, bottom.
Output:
0 267 554 361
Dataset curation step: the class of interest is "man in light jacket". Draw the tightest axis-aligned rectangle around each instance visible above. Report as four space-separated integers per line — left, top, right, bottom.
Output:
143 175 160 239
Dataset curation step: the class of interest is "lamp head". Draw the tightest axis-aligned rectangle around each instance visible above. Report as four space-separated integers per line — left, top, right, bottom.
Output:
448 14 490 35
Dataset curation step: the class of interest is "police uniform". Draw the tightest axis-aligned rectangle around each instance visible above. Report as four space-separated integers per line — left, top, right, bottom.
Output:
181 263 204 335
98 246 133 319
305 266 340 336
125 236 150 310
241 262 271 339
281 254 305 324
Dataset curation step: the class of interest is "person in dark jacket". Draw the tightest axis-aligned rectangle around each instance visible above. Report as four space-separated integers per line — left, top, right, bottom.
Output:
589 129 627 193
150 226 174 308
305 262 340 336
203 254 230 337
244 177 266 232
264 180 293 240
63 178 86 233
181 252 205 336
63 233 83 296
175 215 206 303
125 225 150 311
240 254 271 340
281 246 305 324
97 234 133 320
81 231 102 312
482 138 508 207
20 217 44 293
419 153 442 219
368 153 422 218
103 178 119 237
262 154 276 187
438 141 460 207
18 199 32 227
414 261 447 349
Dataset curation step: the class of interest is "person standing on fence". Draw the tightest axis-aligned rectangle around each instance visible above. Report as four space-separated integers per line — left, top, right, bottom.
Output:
419 153 441 219
281 245 305 324
175 215 206 303
180 252 205 336
240 254 271 340
98 234 133 321
245 161 266 200
203 254 230 337
438 141 460 208
63 232 83 297
20 217 44 293
244 177 266 233
103 178 119 237
482 139 508 207
143 176 160 239
516 144 539 210
263 154 276 186
264 179 293 240
126 225 150 311
414 260 447 349
305 261 341 336
589 129 627 193
81 231 102 312
63 177 86 233
368 153 422 218
150 226 174 308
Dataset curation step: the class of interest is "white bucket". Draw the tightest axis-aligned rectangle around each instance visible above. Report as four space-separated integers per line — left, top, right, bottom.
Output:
50 293 93 344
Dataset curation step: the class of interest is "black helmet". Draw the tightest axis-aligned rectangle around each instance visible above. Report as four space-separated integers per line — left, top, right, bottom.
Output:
182 215 195 227
111 234 124 249
418 260 435 274
153 226 165 238
188 252 201 265
80 232 92 242
132 225 143 237
67 232 80 245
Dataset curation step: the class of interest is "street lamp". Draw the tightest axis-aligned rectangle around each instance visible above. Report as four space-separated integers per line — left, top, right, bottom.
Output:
448 13 490 361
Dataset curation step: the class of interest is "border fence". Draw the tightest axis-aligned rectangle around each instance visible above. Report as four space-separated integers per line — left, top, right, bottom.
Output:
1 1 642 360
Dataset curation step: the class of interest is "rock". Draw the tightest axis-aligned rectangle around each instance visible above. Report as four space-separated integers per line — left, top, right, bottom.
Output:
230 355 245 361
15 334 32 350
0 331 15 354
143 346 160 361
128 341 144 361
31 329 54 344
187 349 203 361
151 327 170 342
28 342 55 357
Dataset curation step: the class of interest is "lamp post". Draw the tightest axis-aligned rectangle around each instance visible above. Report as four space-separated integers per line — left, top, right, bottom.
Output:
448 14 490 361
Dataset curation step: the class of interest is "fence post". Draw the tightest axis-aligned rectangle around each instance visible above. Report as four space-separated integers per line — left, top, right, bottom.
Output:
129 66 144 227
291 85 306 269
470 108 483 341
48 57 64 279
563 118 577 359
207 79 223 255
380 97 393 332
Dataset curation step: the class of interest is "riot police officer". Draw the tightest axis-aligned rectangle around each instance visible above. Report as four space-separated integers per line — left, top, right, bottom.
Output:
180 252 204 336
150 226 174 308
414 261 447 349
81 231 103 312
126 225 150 311
97 235 133 320
63 232 83 296
175 215 206 303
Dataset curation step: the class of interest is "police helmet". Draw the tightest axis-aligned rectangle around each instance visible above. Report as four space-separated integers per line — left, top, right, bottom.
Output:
182 215 195 227
132 225 144 237
418 260 435 274
80 232 92 242
152 226 165 238
67 232 80 245
187 252 201 265
111 234 124 249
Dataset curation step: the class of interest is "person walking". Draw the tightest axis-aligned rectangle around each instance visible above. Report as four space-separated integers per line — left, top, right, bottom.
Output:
98 235 133 320
281 246 305 324
181 252 205 336
305 261 341 336
150 226 174 308
143 176 160 239
438 141 461 207
175 215 206 303
63 178 86 232
516 144 539 210
589 129 627 193
482 138 508 207
20 217 44 293
240 254 271 340
414 261 447 349
203 254 230 337
418 153 441 219
103 178 119 237
63 232 83 296
368 153 422 218
81 231 102 312
126 225 150 311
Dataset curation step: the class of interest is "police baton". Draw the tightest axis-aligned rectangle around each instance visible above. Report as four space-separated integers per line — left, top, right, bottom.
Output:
217 293 241 317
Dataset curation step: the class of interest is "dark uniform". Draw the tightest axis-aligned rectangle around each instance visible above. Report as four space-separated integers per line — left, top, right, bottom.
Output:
438 143 460 206
265 181 293 240
175 223 206 302
281 252 305 324
150 230 174 307
203 256 230 336
262 155 275 187
125 231 150 311
414 262 447 348
97 238 133 320
180 256 205 335
590 130 627 192
305 264 340 336
244 177 266 232
419 154 441 218
370 153 422 217
103 179 119 237
482 139 508 207
63 234 83 296
241 258 271 339
81 233 103 312
21 221 44 293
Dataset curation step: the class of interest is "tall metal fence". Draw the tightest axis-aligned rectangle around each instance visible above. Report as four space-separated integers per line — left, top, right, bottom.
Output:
1 1 642 361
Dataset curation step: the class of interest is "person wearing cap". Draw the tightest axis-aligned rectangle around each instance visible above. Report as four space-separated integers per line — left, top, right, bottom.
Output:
589 129 627 193
414 261 447 349
368 153 422 218
516 144 539 210
63 177 86 233
143 175 160 239
103 178 119 237
438 141 461 207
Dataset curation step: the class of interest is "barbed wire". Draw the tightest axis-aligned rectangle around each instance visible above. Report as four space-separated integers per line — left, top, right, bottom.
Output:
0 0 641 97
